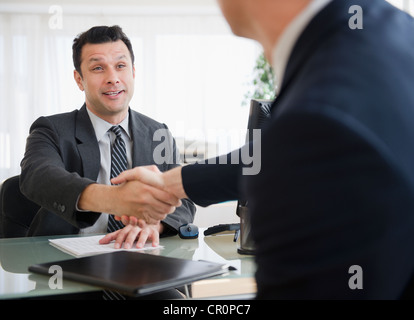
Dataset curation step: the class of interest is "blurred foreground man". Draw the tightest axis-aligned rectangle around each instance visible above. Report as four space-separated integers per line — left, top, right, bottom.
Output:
117 0 414 299
222 0 414 299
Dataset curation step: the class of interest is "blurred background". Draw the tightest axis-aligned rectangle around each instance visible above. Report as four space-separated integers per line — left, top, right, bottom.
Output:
0 0 263 181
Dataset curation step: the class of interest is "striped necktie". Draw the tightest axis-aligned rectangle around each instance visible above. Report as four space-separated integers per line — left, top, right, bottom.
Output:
107 125 127 233
103 126 129 300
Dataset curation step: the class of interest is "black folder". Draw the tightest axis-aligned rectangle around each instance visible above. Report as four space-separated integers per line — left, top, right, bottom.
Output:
28 251 230 297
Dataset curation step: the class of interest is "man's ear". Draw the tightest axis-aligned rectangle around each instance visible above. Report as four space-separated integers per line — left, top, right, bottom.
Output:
132 64 135 79
74 70 84 91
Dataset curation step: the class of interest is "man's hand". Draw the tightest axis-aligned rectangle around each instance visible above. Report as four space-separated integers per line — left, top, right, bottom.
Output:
78 176 181 224
111 165 187 199
99 222 162 249
111 165 188 226
114 179 179 222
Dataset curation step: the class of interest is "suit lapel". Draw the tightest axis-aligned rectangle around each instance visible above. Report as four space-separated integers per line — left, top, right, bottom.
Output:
129 109 156 167
75 104 100 180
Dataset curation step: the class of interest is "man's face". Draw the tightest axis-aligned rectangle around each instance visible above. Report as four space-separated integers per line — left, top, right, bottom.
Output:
74 40 135 124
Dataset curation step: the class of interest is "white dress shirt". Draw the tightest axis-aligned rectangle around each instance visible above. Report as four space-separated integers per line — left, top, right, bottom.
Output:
79 107 133 234
272 0 333 96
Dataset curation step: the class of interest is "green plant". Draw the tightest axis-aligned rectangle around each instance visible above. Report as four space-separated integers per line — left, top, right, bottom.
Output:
243 52 275 106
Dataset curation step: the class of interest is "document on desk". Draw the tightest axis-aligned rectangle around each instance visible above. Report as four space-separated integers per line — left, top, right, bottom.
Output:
49 235 163 258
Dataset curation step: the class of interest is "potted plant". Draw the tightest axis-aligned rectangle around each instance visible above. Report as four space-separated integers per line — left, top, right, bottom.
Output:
243 52 275 106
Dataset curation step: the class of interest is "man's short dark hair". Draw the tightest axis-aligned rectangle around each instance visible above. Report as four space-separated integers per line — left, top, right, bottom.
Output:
72 25 135 77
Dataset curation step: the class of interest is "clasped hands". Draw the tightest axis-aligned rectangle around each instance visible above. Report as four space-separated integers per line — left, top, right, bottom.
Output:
98 165 185 249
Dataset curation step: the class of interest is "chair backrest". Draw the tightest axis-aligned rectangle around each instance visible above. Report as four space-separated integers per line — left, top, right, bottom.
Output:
0 175 40 238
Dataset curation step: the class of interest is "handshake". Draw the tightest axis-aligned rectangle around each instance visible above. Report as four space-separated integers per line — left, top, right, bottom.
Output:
109 165 187 226
78 165 189 249
78 165 187 228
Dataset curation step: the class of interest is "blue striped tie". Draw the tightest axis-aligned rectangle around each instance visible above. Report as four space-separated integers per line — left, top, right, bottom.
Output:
107 125 127 233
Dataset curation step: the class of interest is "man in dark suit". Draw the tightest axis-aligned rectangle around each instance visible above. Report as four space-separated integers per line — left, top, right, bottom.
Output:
20 26 195 245
114 0 414 299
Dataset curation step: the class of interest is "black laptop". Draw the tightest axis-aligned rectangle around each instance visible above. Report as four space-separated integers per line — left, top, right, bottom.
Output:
29 251 230 297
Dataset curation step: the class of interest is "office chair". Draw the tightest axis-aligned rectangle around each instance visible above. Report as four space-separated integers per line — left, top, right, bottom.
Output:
0 175 40 238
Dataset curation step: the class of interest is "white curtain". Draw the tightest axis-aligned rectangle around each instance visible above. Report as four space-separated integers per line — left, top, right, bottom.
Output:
0 1 261 182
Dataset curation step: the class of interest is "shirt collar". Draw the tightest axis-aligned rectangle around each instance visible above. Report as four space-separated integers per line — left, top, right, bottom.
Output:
86 107 131 142
272 0 332 96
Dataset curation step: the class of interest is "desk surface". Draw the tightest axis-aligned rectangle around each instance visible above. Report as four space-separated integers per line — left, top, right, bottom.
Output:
0 229 256 299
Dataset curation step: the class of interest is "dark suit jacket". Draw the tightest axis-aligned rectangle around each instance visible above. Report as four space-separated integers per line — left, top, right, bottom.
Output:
182 0 414 299
20 105 195 236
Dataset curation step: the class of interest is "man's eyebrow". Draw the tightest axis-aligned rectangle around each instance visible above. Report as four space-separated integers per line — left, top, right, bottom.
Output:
87 57 103 64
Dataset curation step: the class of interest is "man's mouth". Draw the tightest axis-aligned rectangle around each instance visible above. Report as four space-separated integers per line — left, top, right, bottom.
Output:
103 90 124 96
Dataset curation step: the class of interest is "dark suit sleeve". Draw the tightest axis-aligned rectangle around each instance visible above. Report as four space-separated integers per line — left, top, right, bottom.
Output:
20 116 100 229
181 157 240 207
180 143 258 207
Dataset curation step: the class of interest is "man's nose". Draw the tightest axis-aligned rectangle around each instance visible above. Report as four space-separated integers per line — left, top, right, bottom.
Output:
106 67 120 84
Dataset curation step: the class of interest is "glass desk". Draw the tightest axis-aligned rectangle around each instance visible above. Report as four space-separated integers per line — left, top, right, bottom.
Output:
0 229 256 299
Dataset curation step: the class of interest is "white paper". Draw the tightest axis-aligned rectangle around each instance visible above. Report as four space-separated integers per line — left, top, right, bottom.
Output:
49 235 163 258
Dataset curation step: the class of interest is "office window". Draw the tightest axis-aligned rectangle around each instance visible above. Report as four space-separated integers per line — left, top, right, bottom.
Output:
153 34 258 158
